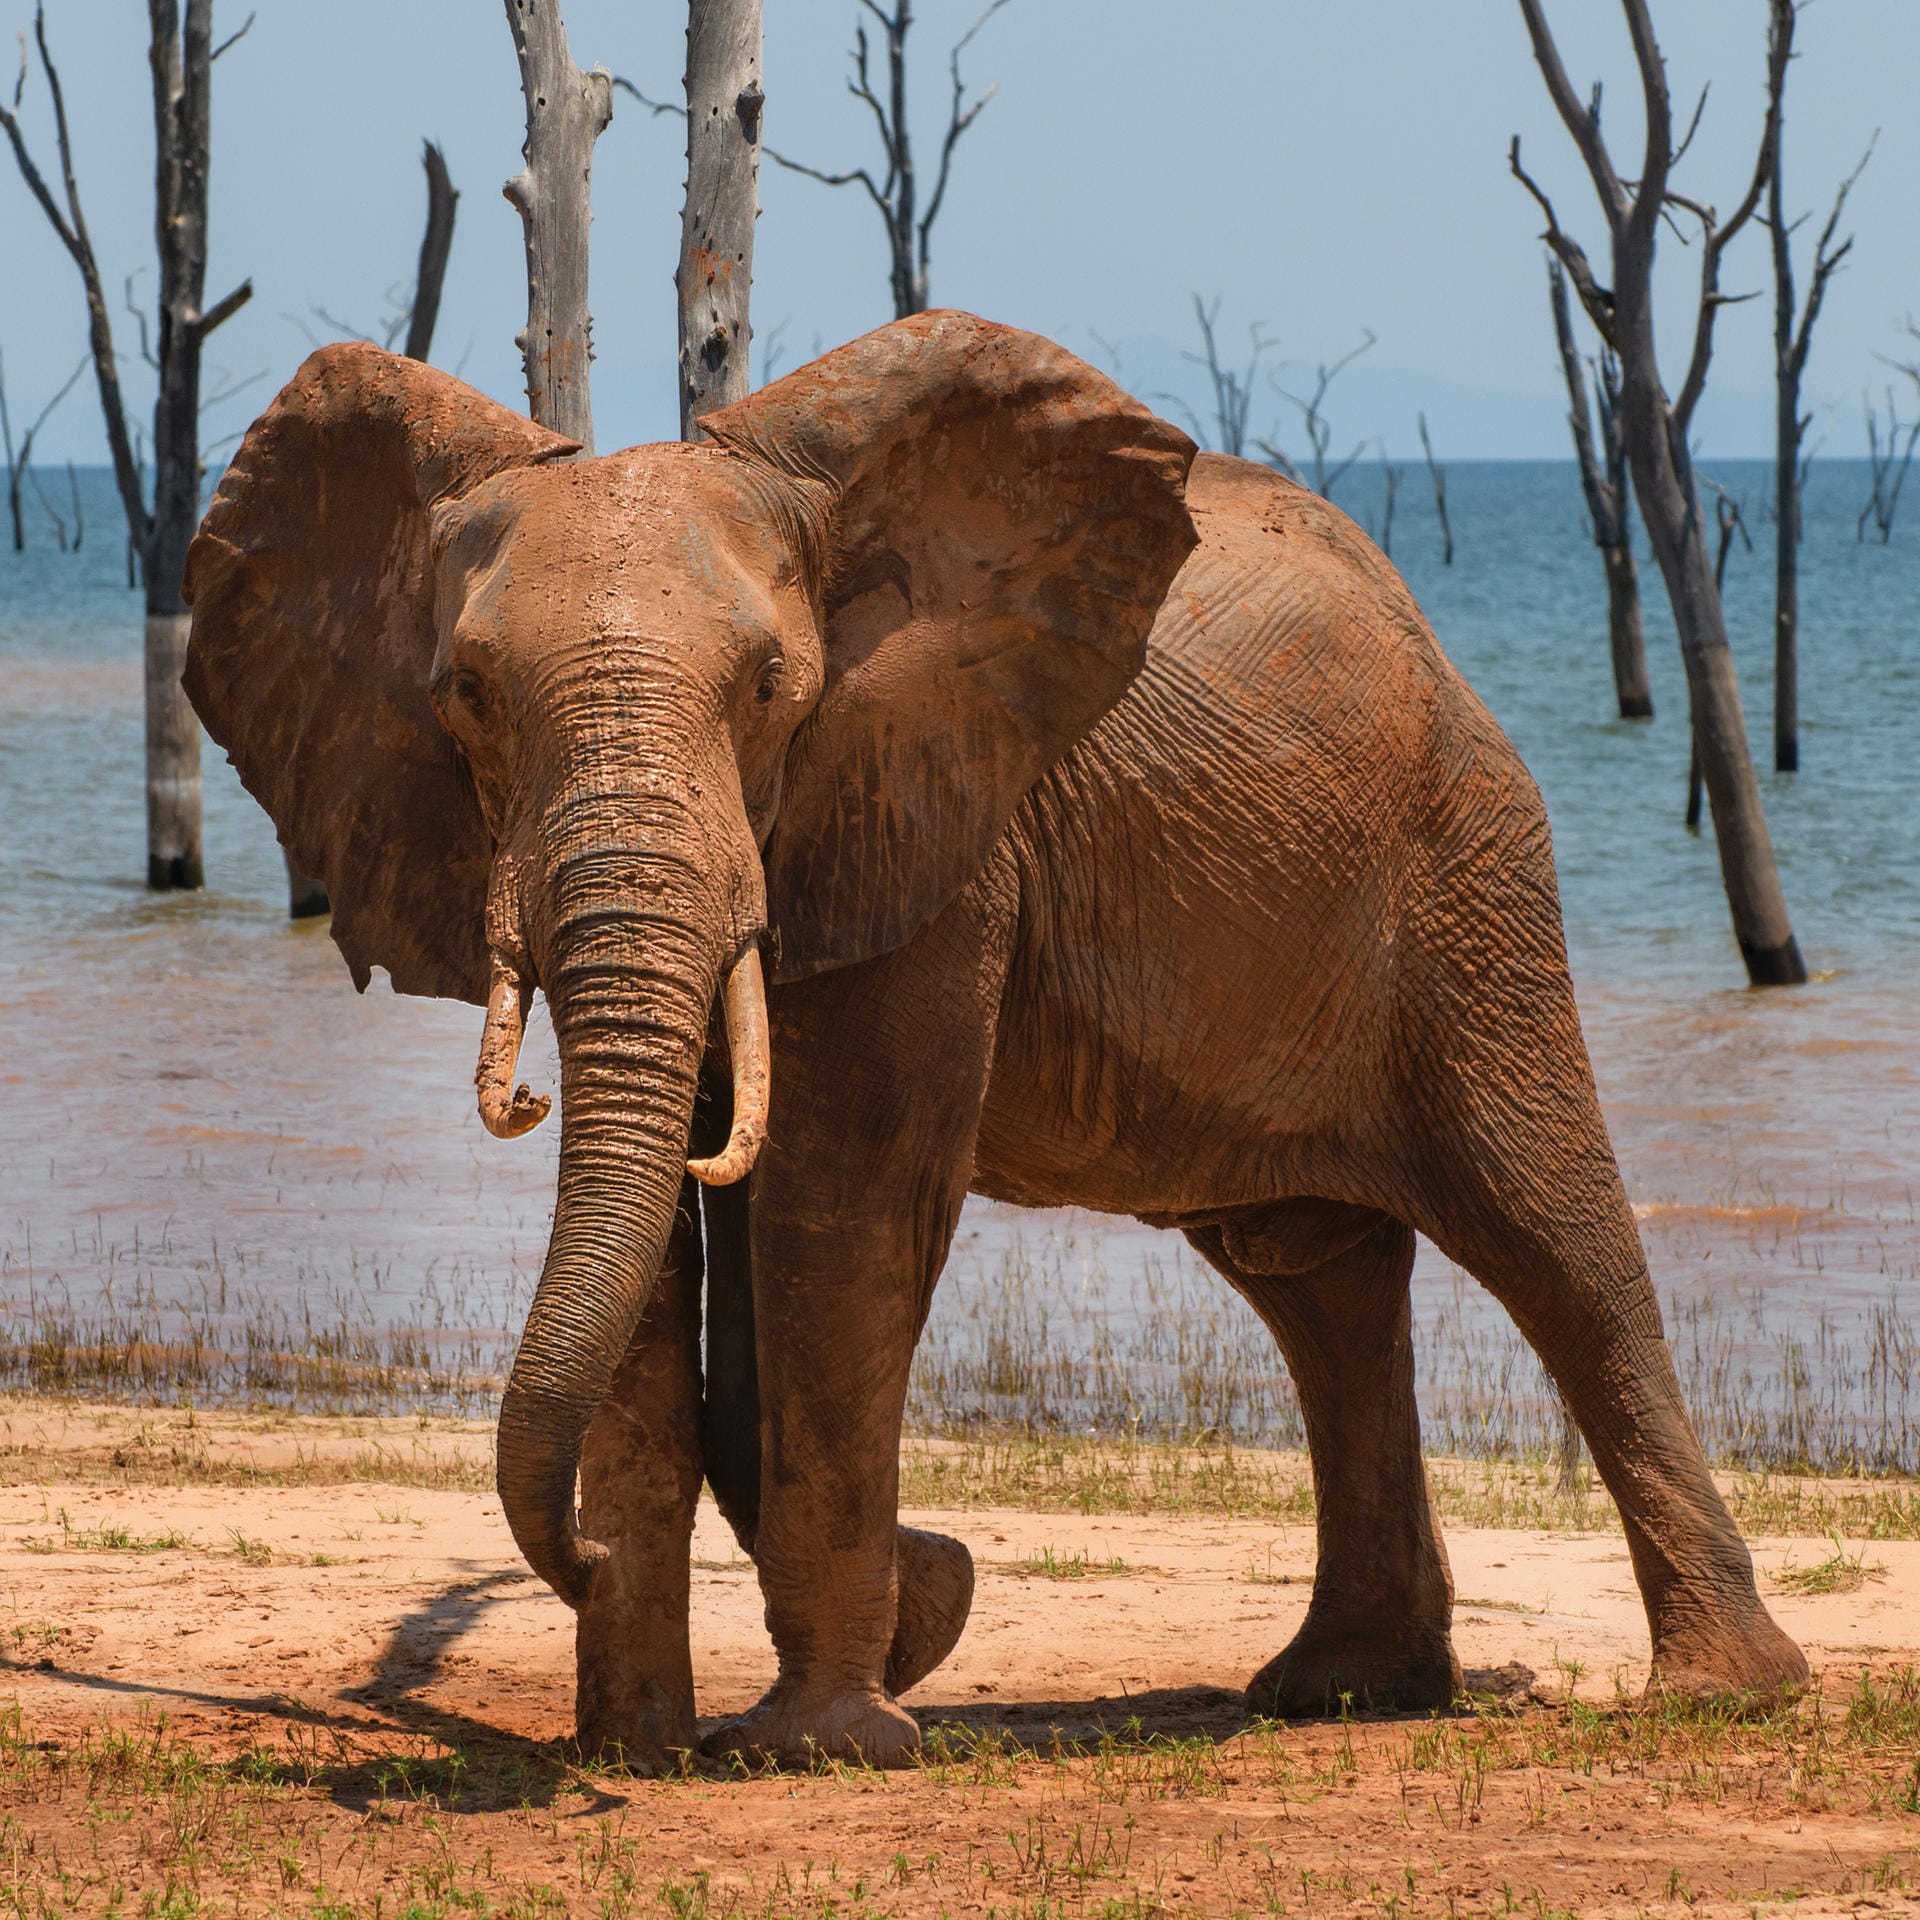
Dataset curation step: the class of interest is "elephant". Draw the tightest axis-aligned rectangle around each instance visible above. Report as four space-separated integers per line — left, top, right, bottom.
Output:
182 310 1806 1770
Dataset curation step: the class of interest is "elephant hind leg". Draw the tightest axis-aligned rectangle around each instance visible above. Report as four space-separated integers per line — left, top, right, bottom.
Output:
1408 986 1806 1703
1188 1204 1461 1717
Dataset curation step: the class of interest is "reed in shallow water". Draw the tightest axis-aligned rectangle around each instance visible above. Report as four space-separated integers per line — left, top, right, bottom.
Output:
3 1213 1917 1479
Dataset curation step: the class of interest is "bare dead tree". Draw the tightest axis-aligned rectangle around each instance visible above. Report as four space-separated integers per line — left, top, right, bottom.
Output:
1180 295 1275 458
1547 256 1650 719
726 0 1011 319
1417 411 1454 565
1857 384 1919 545
1259 331 1376 499
1513 0 1807 986
26 458 68 550
404 141 459 364
1768 45 1871 773
1376 451 1401 560
64 457 82 550
2 1 254 891
1689 483 1752 830
503 0 611 450
677 1 763 436
0 347 86 552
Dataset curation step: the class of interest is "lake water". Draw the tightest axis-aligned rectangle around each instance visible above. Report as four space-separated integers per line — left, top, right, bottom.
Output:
2 460 1915 1468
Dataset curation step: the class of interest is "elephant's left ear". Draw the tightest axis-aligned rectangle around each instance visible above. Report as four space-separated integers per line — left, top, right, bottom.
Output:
703 310 1198 980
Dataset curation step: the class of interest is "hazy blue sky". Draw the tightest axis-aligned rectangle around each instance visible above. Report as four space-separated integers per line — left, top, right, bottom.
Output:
4 1 1915 468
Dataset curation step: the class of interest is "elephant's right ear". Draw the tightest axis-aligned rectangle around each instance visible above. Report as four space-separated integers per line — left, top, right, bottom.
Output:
184 343 577 1003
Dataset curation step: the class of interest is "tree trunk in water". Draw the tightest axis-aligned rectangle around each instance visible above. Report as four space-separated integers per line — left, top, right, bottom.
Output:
1646 506 1803 982
677 0 763 437
1773 408 1801 774
1601 540 1650 720
502 0 611 451
143 613 203 889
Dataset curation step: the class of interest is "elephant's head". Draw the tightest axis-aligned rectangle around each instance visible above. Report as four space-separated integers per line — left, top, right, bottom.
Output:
182 312 1197 1608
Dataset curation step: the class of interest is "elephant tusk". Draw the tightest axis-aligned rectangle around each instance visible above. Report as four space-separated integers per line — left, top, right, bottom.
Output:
476 951 552 1140
688 944 770 1187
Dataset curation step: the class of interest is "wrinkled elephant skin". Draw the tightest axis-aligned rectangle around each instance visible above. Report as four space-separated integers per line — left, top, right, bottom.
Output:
181 312 1806 1771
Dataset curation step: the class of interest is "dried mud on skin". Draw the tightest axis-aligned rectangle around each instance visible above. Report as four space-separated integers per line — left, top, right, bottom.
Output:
0 1407 1918 1914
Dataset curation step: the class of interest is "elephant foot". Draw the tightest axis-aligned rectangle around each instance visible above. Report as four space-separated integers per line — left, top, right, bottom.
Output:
886 1527 975 1695
1247 1620 1461 1720
574 1675 697 1775
1647 1608 1808 1708
701 1683 921 1771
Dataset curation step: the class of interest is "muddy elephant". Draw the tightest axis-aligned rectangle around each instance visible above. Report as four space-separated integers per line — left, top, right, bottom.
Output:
183 311 1805 1769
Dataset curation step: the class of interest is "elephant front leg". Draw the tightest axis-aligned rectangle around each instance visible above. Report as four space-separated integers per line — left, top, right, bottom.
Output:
573 1185 704 1769
701 1178 977 1703
702 892 1005 1770
1190 1208 1460 1717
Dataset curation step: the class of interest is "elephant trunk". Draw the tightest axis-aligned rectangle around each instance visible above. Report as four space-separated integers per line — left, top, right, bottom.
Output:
494 788 755 1610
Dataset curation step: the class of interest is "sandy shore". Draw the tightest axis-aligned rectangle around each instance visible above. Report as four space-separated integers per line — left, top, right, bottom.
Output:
0 1402 1916 1913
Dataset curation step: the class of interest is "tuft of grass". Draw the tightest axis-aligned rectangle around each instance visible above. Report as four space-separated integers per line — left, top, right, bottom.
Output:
226 1528 273 1567
1771 1531 1885 1596
22 1507 194 1554
1012 1545 1133 1580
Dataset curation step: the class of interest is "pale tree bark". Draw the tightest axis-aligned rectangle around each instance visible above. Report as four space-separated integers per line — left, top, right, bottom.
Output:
503 0 611 451
1547 257 1650 719
2 1 252 891
1513 0 1808 987
677 0 763 437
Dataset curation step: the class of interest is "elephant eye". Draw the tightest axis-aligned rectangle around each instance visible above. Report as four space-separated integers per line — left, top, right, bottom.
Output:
754 661 782 705
446 668 489 722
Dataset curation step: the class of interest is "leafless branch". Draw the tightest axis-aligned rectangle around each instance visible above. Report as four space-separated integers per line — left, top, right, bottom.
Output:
1510 136 1616 345
26 457 67 549
1669 82 1709 169
26 350 87 438
918 0 1010 262
1272 329 1376 497
194 278 251 340
1778 130 1874 386
1417 410 1453 565
208 9 253 62
755 0 1013 319
403 140 457 363
123 274 158 368
197 365 264 413
1671 0 1794 435
309 305 383 348
1182 294 1274 458
610 75 686 118
1514 0 1628 227
763 145 891 215
0 3 148 551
